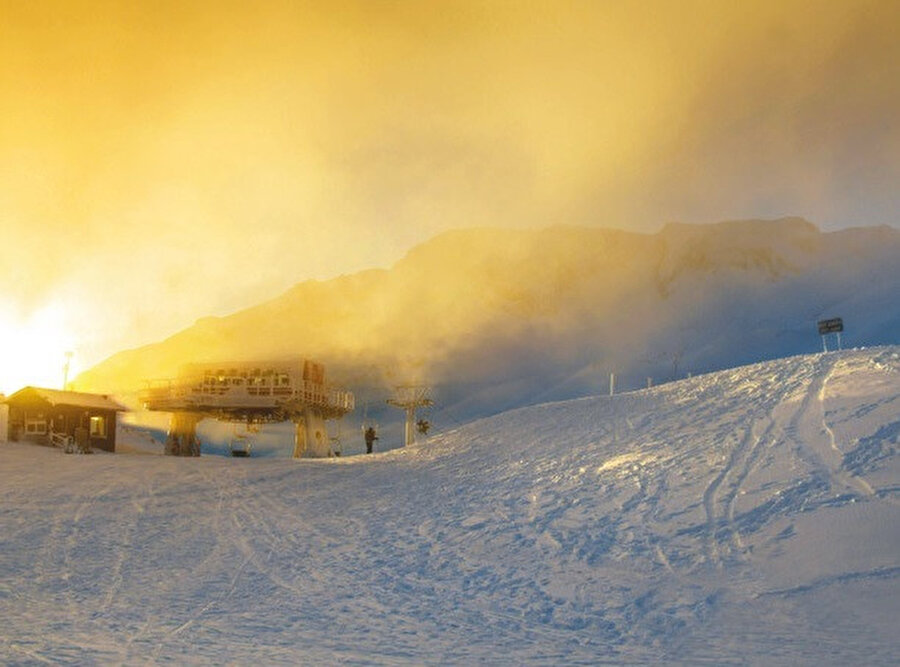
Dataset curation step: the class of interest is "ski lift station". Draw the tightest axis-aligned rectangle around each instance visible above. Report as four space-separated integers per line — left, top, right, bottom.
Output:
141 359 355 457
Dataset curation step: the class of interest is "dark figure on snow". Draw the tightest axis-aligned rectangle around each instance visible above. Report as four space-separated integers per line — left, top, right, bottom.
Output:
364 426 378 454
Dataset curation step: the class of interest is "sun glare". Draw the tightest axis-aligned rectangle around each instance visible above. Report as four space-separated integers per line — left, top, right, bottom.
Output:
0 301 77 396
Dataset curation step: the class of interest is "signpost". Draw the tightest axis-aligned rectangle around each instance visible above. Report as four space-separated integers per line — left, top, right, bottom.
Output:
817 317 843 352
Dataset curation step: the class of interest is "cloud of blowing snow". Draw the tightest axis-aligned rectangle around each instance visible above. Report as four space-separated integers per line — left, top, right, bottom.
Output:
1 0 899 383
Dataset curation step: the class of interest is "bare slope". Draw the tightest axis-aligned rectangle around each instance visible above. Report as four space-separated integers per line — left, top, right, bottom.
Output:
3 348 898 663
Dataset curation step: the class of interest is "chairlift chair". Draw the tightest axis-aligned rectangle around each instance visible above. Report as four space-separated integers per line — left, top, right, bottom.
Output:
230 434 252 457
230 421 254 457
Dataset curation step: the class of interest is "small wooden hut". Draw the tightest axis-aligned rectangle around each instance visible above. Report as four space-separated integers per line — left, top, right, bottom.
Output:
4 387 127 453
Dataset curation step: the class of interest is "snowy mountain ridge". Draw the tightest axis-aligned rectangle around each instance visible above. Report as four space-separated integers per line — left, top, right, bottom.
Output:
3 347 898 663
75 220 900 434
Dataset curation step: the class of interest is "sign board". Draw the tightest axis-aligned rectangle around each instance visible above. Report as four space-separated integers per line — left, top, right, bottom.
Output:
817 318 843 335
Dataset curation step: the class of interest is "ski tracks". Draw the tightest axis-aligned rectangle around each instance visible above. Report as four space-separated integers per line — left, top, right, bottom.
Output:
135 463 254 663
702 416 772 567
99 480 152 616
788 356 877 501
701 353 881 572
60 482 116 633
722 416 774 553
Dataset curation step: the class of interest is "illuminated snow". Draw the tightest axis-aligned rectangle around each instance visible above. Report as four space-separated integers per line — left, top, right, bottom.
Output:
1 348 898 664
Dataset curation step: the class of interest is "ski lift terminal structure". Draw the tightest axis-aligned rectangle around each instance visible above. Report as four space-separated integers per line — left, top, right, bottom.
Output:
141 359 354 457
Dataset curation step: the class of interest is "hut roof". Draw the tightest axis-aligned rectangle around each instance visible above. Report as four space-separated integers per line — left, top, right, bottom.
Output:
3 387 127 412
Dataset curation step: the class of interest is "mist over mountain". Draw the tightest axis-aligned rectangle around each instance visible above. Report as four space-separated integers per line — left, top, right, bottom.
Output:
77 218 900 433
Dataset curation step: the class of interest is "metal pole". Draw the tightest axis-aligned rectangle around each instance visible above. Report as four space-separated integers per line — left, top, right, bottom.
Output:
837 332 842 351
822 335 828 353
609 372 615 397
62 351 73 390
406 405 416 446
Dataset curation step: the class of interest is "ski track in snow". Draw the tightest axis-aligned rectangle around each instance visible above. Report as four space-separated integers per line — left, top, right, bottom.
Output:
788 356 878 501
1 348 899 664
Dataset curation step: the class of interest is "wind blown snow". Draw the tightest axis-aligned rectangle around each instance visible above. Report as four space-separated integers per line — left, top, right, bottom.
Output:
2 348 898 664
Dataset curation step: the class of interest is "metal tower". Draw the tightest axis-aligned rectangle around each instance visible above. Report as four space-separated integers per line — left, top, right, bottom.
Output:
387 385 433 447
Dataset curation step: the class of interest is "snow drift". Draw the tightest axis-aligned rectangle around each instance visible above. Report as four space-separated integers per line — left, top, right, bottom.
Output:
2 348 898 664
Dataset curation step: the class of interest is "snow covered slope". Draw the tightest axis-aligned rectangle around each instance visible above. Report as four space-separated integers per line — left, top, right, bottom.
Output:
2 348 898 664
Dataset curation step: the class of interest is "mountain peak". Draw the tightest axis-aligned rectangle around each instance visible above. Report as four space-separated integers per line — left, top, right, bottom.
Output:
661 216 818 238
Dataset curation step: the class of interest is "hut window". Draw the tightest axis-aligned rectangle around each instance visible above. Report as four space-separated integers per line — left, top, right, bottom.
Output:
25 417 47 434
90 415 107 438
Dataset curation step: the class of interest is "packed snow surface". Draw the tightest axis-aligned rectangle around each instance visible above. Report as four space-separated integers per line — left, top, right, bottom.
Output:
2 348 899 664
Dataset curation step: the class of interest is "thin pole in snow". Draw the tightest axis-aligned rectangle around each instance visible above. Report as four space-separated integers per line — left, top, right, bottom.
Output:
821 335 828 353
609 372 616 396
837 332 842 350
62 351 73 390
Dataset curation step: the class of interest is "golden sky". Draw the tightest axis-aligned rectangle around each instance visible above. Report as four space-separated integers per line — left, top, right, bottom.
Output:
1 0 899 392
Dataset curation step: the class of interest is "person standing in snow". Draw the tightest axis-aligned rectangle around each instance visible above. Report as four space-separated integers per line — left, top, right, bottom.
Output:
364 426 378 454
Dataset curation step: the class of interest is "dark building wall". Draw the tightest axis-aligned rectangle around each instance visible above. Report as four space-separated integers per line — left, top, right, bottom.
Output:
89 409 117 452
6 401 117 453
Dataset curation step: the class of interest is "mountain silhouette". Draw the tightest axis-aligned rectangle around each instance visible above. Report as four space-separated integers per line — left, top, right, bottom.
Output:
77 218 900 428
